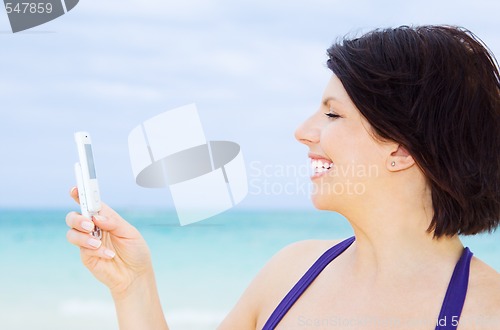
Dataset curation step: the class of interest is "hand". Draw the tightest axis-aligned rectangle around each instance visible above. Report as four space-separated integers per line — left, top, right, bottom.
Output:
65 187 153 297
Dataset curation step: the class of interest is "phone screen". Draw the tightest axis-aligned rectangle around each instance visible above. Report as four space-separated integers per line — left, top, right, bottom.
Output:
85 144 97 179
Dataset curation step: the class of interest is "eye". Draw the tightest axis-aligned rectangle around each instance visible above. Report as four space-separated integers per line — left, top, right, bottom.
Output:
324 109 341 119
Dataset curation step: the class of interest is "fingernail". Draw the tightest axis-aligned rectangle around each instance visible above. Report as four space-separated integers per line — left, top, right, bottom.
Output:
87 238 102 248
104 249 115 258
70 187 77 194
93 215 107 222
81 221 94 231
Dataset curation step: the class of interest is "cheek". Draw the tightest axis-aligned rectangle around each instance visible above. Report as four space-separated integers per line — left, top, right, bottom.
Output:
320 123 371 163
320 123 383 178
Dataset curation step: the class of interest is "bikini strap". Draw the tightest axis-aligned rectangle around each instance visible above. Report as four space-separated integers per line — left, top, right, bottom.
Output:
434 247 473 330
262 236 355 329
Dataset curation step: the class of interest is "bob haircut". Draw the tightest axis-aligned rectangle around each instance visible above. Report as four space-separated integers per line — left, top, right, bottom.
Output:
327 25 500 237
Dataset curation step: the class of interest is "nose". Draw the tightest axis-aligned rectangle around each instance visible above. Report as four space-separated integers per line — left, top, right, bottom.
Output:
294 114 320 146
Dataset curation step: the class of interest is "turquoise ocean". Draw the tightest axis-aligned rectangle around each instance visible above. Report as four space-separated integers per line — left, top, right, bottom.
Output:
1 209 499 330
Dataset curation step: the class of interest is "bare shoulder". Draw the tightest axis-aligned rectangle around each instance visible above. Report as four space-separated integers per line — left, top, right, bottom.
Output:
217 238 345 330
460 257 500 330
257 239 343 283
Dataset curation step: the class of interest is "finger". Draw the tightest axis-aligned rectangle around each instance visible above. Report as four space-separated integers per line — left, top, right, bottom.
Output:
67 187 141 239
65 211 95 233
80 246 116 260
66 228 103 250
92 203 141 239
69 186 80 204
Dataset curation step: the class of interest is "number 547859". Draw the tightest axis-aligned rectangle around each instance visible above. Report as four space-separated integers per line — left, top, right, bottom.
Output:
5 2 53 14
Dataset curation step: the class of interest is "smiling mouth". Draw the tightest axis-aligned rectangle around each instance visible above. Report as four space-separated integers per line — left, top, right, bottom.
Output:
310 158 334 177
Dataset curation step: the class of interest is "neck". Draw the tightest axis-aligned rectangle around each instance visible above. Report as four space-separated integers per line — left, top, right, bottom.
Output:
340 194 464 285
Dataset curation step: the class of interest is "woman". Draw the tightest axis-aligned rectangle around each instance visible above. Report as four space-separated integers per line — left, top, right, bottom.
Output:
66 25 500 329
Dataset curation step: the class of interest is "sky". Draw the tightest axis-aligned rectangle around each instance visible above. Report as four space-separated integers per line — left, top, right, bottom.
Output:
0 0 499 210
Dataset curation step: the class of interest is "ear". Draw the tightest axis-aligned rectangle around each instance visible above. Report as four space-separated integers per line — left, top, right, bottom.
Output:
386 144 415 172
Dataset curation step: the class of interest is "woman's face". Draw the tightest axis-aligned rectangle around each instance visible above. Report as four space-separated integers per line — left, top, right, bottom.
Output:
295 74 388 211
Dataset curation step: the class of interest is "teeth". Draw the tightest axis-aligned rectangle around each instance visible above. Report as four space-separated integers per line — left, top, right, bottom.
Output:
310 159 334 173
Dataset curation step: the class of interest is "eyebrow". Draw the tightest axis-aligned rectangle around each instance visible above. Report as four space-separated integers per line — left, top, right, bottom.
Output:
322 96 340 107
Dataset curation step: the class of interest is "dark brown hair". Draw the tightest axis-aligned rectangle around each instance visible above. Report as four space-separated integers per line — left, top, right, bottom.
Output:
327 25 500 237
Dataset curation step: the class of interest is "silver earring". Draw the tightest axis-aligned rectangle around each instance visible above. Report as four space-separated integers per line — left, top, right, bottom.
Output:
391 161 396 167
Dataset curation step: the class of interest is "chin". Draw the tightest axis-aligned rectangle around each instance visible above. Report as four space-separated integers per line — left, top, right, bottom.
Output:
310 193 337 211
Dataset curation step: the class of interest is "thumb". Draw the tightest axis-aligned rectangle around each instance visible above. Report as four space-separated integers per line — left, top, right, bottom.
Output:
70 186 80 204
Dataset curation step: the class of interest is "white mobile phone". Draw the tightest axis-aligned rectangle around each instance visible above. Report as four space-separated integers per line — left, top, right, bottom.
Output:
74 131 102 239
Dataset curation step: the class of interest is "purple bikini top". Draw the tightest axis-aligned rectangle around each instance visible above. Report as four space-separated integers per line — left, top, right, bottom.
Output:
262 236 472 330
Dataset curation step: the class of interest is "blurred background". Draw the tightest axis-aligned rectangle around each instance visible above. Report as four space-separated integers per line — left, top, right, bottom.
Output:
0 0 499 329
